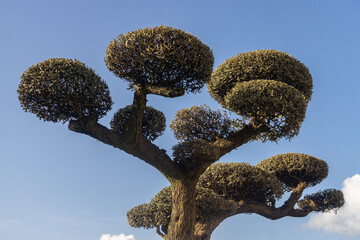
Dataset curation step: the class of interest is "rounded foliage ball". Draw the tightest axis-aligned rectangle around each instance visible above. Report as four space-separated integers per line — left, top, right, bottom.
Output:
225 80 307 141
105 26 214 93
198 162 284 204
257 153 328 189
110 105 166 141
170 105 241 142
299 189 344 212
208 49 313 105
18 58 112 122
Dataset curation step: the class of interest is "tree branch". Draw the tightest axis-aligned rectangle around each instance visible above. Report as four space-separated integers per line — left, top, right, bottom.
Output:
279 182 308 212
156 226 165 238
212 124 268 157
68 120 182 180
125 85 147 142
144 84 185 98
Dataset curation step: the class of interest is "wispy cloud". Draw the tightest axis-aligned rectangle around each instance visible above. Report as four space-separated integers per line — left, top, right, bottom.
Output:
304 174 360 237
100 234 136 240
0 219 22 229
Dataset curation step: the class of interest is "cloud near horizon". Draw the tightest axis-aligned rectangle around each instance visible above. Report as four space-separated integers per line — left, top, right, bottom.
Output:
304 174 360 237
100 234 136 240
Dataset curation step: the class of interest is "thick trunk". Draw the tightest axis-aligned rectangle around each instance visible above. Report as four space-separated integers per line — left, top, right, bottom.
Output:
165 179 197 240
194 219 223 240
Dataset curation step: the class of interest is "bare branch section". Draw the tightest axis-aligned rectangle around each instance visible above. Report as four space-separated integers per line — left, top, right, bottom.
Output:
213 124 267 156
68 120 182 180
145 85 185 98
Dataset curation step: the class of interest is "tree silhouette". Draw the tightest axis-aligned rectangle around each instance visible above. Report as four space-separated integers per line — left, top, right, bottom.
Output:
18 26 344 240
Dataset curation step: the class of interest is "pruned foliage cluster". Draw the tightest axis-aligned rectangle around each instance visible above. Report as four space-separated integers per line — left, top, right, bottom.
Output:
198 163 284 204
105 26 214 93
298 189 345 212
18 58 112 122
208 50 313 103
257 153 328 189
225 80 307 141
128 158 343 232
172 139 212 168
127 185 238 230
207 50 313 141
110 105 166 141
170 105 241 142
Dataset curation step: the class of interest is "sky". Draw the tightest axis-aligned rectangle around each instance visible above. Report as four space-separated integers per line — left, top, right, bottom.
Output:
1 0 360 239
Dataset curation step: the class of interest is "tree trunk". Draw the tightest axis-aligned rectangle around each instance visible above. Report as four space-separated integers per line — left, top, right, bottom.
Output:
194 220 222 240
165 179 197 240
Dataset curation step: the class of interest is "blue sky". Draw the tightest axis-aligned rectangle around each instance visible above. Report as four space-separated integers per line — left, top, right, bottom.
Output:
1 0 360 240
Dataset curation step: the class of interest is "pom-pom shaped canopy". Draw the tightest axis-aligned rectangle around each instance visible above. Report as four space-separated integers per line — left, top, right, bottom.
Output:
127 203 161 229
207 50 313 141
18 58 112 122
127 186 237 229
110 105 166 141
257 153 328 189
170 105 241 142
105 26 214 94
198 163 284 204
225 80 307 141
172 139 211 167
208 49 313 104
298 189 344 212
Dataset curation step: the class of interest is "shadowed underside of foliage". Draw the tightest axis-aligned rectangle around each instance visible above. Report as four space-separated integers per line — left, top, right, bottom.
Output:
128 159 344 239
18 26 344 240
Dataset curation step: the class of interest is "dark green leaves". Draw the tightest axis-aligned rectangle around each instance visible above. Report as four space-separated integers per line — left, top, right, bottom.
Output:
199 163 284 204
105 26 214 94
171 105 242 142
225 80 307 141
110 105 166 141
18 58 112 122
208 49 313 104
298 189 345 212
207 50 313 141
257 153 328 189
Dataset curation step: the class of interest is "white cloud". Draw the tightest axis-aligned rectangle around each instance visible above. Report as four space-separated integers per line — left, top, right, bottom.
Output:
305 174 360 237
100 233 136 240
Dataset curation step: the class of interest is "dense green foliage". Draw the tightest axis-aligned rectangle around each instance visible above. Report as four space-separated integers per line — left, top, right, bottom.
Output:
105 26 214 93
208 50 313 103
172 139 211 167
257 153 328 189
18 58 112 122
225 80 307 141
170 105 241 142
299 189 345 212
18 26 345 240
127 185 238 230
198 163 284 204
207 50 313 141
110 105 166 141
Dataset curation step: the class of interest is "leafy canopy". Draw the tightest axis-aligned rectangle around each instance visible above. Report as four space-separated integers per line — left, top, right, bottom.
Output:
18 58 112 122
105 26 214 94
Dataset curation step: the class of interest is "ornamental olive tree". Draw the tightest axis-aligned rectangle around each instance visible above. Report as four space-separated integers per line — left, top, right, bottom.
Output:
18 26 344 240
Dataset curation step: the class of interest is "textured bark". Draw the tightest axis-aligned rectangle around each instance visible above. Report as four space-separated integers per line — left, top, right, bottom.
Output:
194 220 223 240
144 84 185 98
165 179 197 240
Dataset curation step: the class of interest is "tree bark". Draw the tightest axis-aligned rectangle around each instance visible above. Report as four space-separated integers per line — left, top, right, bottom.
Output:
194 220 223 240
165 178 197 240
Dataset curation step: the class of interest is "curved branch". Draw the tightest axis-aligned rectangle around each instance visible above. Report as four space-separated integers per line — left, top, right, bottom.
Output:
68 120 182 180
156 226 165 238
280 182 308 212
212 124 268 157
144 84 185 98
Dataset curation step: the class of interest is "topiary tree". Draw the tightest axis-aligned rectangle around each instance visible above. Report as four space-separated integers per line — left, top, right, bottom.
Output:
128 154 344 239
18 26 344 240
